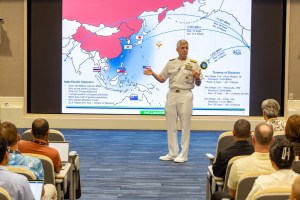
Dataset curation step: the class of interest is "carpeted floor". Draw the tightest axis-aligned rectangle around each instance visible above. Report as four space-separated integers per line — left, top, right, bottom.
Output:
20 129 222 200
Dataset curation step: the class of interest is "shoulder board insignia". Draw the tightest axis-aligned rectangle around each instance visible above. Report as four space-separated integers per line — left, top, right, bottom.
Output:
190 59 197 63
169 58 176 61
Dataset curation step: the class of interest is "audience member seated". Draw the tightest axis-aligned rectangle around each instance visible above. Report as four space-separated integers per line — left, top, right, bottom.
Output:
19 118 62 173
285 114 300 174
212 119 254 179
212 123 276 200
291 176 300 200
0 121 57 200
261 99 285 132
0 136 35 200
285 114 300 157
246 138 298 200
0 122 44 179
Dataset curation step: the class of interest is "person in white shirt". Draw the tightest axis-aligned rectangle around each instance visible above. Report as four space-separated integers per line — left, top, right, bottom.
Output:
144 39 202 163
246 138 298 200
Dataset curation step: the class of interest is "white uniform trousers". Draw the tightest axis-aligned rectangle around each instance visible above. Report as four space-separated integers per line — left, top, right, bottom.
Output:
165 89 193 159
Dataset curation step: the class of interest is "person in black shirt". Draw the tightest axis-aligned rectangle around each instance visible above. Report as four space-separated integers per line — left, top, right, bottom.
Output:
212 119 254 179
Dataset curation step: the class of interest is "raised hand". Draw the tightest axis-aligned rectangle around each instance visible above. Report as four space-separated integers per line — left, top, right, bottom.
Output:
144 67 153 76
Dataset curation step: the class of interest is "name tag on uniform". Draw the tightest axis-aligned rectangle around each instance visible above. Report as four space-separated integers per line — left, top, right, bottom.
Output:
184 63 193 71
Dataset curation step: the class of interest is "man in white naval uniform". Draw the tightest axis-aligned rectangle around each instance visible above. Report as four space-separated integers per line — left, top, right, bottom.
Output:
144 39 202 163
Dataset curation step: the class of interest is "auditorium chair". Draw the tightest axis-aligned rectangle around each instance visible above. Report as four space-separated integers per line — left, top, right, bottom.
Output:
206 131 235 200
21 129 65 141
292 156 300 173
252 187 291 200
23 153 66 200
273 130 286 141
67 151 81 199
205 131 235 165
7 166 37 180
0 187 11 200
22 128 81 199
235 172 273 200
206 155 248 200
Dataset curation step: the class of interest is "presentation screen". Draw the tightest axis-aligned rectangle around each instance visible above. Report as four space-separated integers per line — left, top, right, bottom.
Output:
27 0 285 116
62 0 251 115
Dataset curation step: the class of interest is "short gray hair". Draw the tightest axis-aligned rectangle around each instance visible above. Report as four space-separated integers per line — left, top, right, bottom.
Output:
261 99 280 118
177 39 188 48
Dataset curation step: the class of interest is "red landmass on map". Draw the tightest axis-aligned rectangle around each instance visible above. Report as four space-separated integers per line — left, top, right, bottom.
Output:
73 22 135 58
64 0 195 59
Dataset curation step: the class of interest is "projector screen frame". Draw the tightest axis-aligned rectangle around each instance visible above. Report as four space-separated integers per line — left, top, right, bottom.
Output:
26 0 287 117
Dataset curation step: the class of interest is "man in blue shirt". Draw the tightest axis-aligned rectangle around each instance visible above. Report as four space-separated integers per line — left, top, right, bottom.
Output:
0 121 57 200
0 121 44 179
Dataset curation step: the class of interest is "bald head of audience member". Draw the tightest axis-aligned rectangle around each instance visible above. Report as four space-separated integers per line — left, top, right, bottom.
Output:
0 122 19 148
233 119 251 140
253 123 274 152
32 118 50 140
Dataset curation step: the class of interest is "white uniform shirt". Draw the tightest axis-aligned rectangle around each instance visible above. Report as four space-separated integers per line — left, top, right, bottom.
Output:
159 58 202 90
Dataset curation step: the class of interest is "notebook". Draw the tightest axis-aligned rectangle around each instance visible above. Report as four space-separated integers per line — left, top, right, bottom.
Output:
29 180 44 200
48 141 70 167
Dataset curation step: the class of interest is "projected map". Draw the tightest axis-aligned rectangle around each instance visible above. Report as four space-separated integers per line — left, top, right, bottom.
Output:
62 0 251 115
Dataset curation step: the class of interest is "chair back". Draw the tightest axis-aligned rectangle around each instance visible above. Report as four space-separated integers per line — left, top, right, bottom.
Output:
235 172 272 200
0 187 11 200
273 130 286 141
21 129 65 141
20 130 33 141
216 131 253 157
215 131 235 156
292 156 300 173
253 187 291 200
7 166 37 180
235 174 259 200
22 153 55 185
222 155 249 193
48 129 65 141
